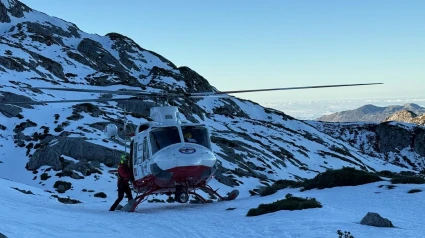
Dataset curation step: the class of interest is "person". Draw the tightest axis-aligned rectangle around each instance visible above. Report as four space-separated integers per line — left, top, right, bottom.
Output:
184 132 197 143
109 154 134 211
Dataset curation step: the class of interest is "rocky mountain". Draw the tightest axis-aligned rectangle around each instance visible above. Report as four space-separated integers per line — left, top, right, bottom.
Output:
307 120 425 171
317 103 425 123
384 110 425 126
1 0 424 202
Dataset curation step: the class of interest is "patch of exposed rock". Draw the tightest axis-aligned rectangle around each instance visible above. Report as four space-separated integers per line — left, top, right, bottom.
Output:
53 180 72 193
360 212 394 227
412 127 425 157
67 103 103 120
375 122 425 157
106 32 146 71
213 100 250 119
178 66 215 93
0 92 34 117
0 0 32 23
51 194 82 204
0 47 65 80
76 38 140 86
27 137 124 171
94 192 107 198
106 32 177 70
384 109 425 126
375 123 411 153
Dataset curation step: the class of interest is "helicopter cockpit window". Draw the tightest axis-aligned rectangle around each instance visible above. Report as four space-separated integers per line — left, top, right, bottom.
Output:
150 126 181 155
182 125 211 149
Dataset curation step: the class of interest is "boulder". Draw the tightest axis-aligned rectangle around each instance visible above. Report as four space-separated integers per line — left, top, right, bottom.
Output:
360 212 394 227
94 192 107 198
53 181 72 193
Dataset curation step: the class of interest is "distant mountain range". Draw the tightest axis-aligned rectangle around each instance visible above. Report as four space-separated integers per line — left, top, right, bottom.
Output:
317 103 425 124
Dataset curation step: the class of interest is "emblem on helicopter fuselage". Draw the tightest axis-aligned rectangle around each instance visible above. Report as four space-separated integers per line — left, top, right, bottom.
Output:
179 147 196 154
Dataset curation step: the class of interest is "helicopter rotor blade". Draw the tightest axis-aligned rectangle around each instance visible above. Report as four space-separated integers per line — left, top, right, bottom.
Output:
1 82 383 105
32 87 186 98
188 95 231 98
187 83 383 96
33 87 153 95
0 97 141 105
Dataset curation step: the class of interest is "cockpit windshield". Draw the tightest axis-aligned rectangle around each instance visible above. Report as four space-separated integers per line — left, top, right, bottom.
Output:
150 126 181 155
182 125 211 149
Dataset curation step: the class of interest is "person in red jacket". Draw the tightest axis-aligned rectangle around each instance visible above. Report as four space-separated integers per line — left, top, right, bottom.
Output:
109 154 134 211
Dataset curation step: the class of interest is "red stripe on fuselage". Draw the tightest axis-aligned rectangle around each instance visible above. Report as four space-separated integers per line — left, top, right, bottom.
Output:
168 165 210 182
132 165 214 193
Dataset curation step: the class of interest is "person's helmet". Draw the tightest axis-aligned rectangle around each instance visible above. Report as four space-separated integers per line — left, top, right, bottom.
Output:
184 132 192 139
120 154 128 164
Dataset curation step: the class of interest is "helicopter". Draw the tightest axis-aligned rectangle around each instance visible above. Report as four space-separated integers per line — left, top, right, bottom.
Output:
0 82 382 212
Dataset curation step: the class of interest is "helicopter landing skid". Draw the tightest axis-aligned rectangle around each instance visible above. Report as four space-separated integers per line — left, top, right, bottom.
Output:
127 187 159 212
125 185 239 212
189 184 239 203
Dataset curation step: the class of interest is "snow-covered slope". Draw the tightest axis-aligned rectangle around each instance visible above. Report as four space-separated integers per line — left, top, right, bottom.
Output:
0 0 424 206
1 177 425 238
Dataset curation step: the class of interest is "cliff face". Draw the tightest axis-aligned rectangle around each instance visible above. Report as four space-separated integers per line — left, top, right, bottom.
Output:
308 120 425 170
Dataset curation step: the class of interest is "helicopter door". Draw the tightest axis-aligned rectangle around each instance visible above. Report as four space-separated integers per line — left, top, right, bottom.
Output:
133 136 144 180
142 137 151 175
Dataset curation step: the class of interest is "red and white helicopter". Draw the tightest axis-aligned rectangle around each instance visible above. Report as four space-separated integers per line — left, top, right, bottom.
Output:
2 83 382 212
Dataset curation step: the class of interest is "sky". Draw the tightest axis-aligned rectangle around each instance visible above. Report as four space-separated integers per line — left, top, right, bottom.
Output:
20 0 425 103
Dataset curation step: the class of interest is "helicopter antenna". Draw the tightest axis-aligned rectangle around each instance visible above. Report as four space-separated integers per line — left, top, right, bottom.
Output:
123 106 128 154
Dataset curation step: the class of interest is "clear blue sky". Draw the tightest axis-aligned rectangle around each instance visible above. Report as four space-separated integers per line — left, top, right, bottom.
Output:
22 0 425 103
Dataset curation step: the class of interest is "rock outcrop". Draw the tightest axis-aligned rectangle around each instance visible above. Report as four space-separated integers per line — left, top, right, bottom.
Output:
27 137 124 171
0 0 32 23
384 109 425 125
309 120 425 170
360 212 394 227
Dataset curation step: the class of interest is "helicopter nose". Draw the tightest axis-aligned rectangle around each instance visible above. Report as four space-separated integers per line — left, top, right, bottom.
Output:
153 144 216 171
174 146 216 167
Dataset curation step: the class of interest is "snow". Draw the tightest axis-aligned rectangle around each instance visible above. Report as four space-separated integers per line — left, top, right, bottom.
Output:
1 177 425 238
